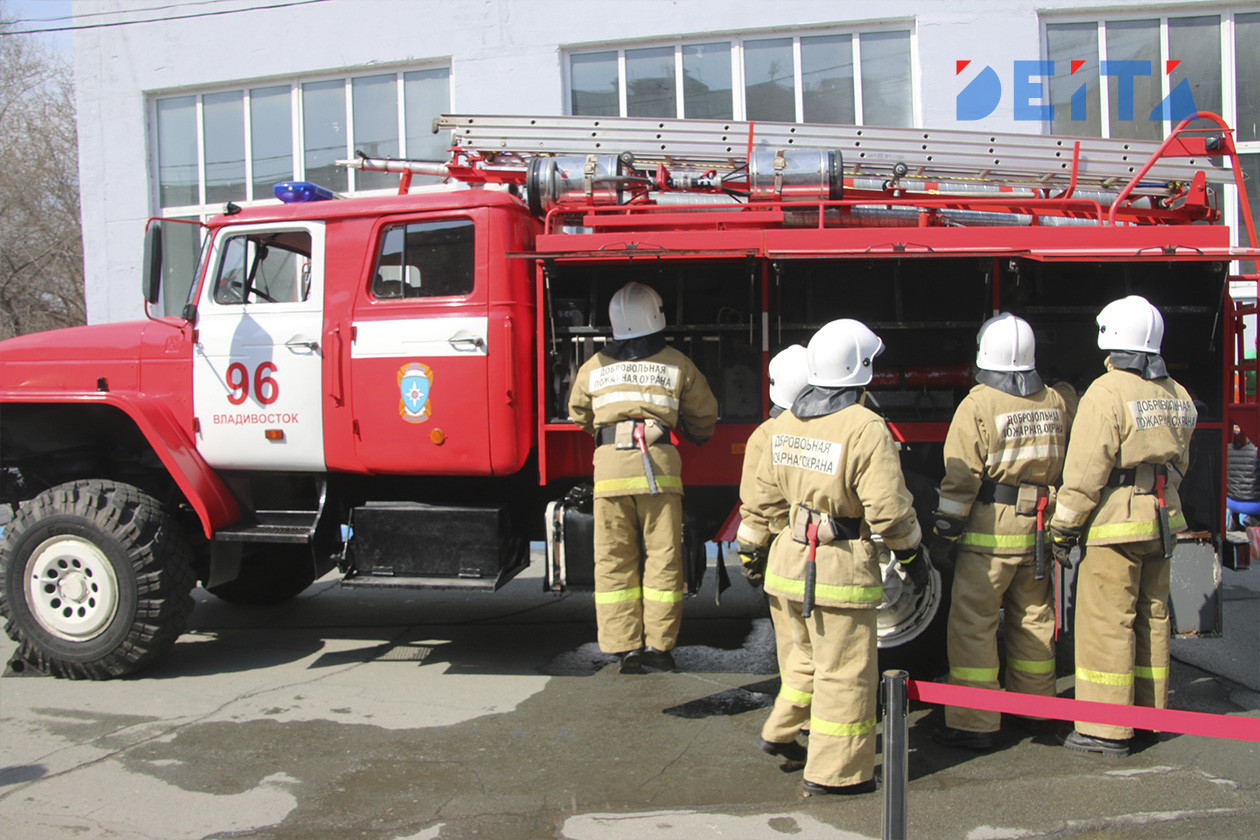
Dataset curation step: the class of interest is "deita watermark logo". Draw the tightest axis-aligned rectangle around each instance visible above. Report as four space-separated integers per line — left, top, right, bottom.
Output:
956 60 1198 123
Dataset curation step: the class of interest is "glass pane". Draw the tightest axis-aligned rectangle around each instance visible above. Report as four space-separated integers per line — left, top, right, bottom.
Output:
373 219 476 299
859 31 911 126
250 85 292 200
802 34 854 125
353 73 399 191
682 42 732 119
744 38 795 122
404 68 451 160
203 91 245 204
1238 154 1260 273
156 96 198 206
1047 23 1101 137
1168 15 1221 132
1236 13 1260 143
302 79 348 192
252 232 312 303
213 236 248 305
160 219 201 317
626 46 676 118
571 51 619 116
1105 19 1161 140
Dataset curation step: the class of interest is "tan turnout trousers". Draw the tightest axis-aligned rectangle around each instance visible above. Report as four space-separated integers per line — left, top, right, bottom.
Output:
593 493 684 653
1074 539 1170 740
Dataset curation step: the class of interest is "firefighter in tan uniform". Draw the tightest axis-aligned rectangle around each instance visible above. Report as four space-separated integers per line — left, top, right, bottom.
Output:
738 319 926 795
930 313 1068 751
735 345 813 765
568 282 719 674
1050 295 1196 757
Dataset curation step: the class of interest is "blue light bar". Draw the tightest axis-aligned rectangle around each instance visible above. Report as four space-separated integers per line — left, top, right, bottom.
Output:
273 181 335 203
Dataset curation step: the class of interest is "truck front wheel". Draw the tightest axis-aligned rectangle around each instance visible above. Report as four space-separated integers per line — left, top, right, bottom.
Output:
0 480 196 679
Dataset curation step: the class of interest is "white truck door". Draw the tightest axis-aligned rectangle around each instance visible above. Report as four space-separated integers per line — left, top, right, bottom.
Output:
193 222 326 470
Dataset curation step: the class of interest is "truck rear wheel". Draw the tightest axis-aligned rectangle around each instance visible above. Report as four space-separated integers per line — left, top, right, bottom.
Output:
0 480 196 679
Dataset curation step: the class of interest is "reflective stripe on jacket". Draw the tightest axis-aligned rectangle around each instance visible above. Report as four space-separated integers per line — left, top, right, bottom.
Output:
938 384 1068 555
568 346 718 498
1050 367 1195 545
741 403 921 609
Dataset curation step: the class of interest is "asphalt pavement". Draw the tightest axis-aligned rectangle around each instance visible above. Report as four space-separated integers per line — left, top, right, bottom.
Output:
1 551 1257 840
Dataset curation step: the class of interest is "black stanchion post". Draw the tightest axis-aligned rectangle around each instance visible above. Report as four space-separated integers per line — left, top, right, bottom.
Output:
882 669 909 840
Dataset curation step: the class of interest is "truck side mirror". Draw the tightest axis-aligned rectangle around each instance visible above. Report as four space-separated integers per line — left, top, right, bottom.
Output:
143 222 163 305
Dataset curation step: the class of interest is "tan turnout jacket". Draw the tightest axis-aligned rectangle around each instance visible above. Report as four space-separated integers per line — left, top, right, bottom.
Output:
568 345 718 498
1050 367 1195 545
938 384 1068 555
739 403 921 609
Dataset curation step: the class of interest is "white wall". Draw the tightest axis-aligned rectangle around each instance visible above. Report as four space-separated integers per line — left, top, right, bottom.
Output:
72 0 1225 324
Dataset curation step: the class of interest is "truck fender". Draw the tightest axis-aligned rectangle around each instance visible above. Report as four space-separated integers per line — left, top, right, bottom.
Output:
79 393 240 537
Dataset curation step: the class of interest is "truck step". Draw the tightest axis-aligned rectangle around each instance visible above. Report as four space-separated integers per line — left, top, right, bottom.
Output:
213 510 319 544
340 565 526 592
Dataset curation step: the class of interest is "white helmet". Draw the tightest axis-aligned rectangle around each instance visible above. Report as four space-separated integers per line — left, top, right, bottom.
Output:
976 312 1036 372
609 282 666 339
807 319 885 387
768 344 809 409
1097 295 1164 353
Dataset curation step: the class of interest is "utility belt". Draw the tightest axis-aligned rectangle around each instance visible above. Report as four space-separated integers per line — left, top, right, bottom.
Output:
977 480 1052 580
790 505 862 546
790 505 862 619
596 419 671 496
1107 463 1175 558
976 480 1049 514
596 418 672 448
1106 463 1167 489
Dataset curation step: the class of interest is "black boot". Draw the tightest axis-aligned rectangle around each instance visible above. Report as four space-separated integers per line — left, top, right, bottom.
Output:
642 647 676 672
802 778 876 796
1062 729 1130 757
932 727 995 751
618 649 644 674
758 737 807 763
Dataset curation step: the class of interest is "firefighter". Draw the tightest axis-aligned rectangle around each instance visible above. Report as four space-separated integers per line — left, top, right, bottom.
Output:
1050 295 1196 757
738 319 925 795
734 344 812 765
930 313 1068 750
567 281 719 674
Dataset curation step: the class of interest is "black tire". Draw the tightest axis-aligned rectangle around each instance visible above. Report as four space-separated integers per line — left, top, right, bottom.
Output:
206 545 316 606
0 480 196 679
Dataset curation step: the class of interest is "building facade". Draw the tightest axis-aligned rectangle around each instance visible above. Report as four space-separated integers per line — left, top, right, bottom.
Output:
71 0 1260 323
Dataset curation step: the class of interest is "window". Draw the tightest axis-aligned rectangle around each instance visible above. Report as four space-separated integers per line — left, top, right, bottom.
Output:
1044 15 1226 140
568 27 914 126
1044 12 1260 270
372 219 475 300
152 65 450 314
156 66 450 209
212 231 312 306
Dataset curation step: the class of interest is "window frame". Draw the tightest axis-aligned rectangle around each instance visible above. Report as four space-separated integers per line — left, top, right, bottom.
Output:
369 215 479 302
150 62 453 220
1040 11 1259 274
563 24 919 126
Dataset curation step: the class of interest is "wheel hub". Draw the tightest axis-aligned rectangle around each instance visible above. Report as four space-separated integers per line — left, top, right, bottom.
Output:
25 536 120 641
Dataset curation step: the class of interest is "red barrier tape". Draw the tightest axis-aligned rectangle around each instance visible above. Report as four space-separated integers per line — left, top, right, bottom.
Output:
908 680 1260 744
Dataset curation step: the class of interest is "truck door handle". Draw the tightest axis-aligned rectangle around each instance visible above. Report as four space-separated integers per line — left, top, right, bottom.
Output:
285 337 321 353
330 326 345 407
448 336 486 352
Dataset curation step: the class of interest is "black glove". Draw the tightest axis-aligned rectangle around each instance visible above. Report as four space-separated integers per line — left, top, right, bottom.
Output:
737 544 767 588
1049 524 1080 569
896 545 930 590
928 512 966 572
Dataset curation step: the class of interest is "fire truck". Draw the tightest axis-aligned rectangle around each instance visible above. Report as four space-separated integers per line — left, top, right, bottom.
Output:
0 113 1255 679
